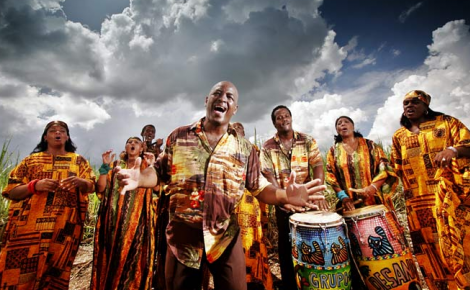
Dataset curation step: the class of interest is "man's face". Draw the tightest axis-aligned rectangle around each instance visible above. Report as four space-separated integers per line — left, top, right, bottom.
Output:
142 126 155 141
273 108 292 134
232 123 245 137
205 81 239 126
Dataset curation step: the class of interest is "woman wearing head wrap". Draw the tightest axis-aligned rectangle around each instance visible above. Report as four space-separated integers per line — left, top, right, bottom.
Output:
91 137 156 290
391 90 470 290
0 121 95 290
326 116 398 212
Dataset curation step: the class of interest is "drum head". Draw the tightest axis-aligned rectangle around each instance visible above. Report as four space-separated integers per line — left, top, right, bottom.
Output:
342 204 387 219
290 211 343 227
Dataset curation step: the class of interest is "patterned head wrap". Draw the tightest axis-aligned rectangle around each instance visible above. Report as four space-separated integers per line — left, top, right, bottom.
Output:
403 90 431 106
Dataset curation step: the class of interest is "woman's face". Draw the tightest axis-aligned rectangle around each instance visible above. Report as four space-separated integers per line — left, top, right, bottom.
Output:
403 98 427 121
44 125 69 148
336 117 355 138
125 138 143 157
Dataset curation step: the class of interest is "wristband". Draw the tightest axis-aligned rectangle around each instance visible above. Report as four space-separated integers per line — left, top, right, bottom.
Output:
99 163 111 175
27 179 40 195
447 146 459 158
370 183 378 192
336 190 349 201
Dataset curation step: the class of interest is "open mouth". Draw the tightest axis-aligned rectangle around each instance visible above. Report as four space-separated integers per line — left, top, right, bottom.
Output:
214 105 227 113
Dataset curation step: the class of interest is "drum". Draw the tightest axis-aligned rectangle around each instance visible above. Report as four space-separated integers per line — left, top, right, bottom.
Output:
290 211 351 290
343 205 421 290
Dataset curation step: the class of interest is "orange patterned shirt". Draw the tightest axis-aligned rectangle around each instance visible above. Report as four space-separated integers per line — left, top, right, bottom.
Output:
157 118 270 269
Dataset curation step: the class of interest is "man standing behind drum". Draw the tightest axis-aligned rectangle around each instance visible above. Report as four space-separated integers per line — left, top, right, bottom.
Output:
260 105 328 290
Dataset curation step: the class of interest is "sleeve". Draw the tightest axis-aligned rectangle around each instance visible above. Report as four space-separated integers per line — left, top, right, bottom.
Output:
325 146 341 190
260 145 275 177
246 145 271 197
308 138 323 168
448 116 470 149
78 155 96 193
2 157 29 199
390 133 403 173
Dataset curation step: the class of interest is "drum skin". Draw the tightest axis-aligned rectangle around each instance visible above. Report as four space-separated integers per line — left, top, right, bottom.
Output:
343 205 422 290
290 211 351 290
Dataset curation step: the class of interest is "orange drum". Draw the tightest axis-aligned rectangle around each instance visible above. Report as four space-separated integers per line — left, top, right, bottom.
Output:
343 205 422 290
290 211 351 290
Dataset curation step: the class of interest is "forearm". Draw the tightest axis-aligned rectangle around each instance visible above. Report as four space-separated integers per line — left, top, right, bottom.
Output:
79 179 95 193
8 184 33 201
256 184 287 206
96 174 108 193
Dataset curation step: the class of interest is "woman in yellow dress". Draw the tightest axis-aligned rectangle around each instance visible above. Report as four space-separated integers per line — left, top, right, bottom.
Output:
0 120 95 290
391 90 470 290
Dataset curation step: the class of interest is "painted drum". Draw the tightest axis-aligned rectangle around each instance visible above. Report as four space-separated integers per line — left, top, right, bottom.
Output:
290 211 351 290
343 205 422 290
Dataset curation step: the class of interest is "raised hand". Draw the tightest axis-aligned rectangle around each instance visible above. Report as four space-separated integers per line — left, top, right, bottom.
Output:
285 171 326 208
143 152 155 167
116 157 142 195
102 149 115 165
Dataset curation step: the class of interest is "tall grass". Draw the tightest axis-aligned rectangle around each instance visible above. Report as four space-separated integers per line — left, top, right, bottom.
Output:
0 139 19 240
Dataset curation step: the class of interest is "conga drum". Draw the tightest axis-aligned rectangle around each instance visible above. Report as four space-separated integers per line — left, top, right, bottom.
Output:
343 205 422 290
290 211 351 290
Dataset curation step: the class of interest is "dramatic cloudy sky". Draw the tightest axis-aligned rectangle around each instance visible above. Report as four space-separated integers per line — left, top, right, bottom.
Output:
1 0 469 164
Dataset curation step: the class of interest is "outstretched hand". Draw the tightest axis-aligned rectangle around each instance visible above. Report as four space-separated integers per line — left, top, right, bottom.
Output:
285 171 326 209
115 157 142 195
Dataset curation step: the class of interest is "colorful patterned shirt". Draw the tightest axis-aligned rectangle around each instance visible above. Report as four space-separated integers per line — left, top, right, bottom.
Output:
156 118 270 269
260 131 322 188
326 137 398 206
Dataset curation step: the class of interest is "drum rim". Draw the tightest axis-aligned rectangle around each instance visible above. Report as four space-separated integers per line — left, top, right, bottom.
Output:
342 204 388 219
289 211 344 227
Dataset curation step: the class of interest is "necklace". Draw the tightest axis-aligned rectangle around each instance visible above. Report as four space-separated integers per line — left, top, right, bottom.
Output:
342 138 358 155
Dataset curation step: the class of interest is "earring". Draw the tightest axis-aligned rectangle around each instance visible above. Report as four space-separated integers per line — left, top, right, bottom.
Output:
426 110 429 115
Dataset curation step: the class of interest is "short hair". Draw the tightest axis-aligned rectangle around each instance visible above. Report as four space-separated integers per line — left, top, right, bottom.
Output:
141 124 156 136
271 105 292 123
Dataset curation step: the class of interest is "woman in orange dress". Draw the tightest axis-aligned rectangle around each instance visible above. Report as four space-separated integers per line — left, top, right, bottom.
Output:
0 120 95 290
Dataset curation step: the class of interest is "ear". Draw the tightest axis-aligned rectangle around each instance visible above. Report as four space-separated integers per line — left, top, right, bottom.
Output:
233 105 238 115
205 96 208 106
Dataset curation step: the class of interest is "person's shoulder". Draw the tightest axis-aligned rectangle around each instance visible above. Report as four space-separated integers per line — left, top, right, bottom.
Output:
297 131 316 142
261 136 276 148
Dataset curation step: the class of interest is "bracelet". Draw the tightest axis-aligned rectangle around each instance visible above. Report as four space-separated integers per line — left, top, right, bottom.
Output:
370 183 378 192
336 190 349 200
99 163 111 175
27 179 40 195
447 146 459 158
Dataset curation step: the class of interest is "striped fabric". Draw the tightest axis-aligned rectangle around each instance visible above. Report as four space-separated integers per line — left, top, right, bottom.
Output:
90 160 155 290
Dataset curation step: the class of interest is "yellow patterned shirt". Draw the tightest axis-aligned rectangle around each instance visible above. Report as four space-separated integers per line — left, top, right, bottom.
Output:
260 131 322 188
157 118 270 269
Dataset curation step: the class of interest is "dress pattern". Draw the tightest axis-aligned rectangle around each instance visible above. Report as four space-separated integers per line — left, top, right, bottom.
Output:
0 152 95 290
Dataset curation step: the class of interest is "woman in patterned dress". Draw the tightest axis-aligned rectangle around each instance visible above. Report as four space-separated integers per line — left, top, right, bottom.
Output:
391 90 470 290
91 137 156 290
326 116 399 290
326 116 398 212
0 120 95 290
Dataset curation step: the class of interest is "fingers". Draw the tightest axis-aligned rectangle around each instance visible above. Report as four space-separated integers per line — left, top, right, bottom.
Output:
36 179 59 192
282 204 307 213
306 185 327 201
348 188 365 193
60 177 80 191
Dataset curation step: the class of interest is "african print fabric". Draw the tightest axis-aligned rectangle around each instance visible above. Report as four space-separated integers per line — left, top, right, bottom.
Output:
326 137 398 209
235 190 273 290
0 152 95 290
91 160 155 290
156 118 270 269
391 115 470 290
